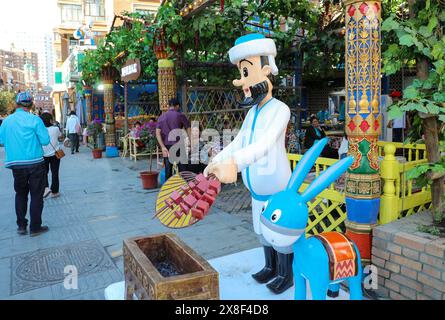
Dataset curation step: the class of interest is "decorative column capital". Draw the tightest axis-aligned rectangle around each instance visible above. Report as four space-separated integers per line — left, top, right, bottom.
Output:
343 0 381 6
158 59 175 68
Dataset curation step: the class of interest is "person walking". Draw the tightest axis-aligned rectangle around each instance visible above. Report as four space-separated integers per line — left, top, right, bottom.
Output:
155 98 191 180
66 111 80 154
0 92 50 236
40 113 62 198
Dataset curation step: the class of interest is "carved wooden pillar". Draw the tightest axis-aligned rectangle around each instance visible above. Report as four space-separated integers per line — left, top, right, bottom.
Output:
158 59 177 111
84 86 93 123
343 0 382 266
102 66 119 157
154 29 177 112
103 80 115 146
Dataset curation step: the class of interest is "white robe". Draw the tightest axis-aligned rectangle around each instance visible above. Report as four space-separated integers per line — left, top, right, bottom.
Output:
212 97 291 235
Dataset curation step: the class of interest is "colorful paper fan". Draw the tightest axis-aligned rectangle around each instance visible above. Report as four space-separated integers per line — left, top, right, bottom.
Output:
154 171 221 228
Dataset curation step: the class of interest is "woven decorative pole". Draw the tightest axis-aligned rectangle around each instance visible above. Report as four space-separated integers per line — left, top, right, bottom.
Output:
158 59 177 111
154 29 177 112
343 0 382 266
103 78 119 157
84 86 93 123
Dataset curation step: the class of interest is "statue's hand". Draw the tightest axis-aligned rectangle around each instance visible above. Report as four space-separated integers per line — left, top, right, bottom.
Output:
204 158 238 184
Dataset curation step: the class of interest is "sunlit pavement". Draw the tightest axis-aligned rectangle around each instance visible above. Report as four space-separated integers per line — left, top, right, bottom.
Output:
0 146 259 299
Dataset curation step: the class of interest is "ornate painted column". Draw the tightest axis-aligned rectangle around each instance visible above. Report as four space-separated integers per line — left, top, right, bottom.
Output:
103 79 118 157
343 0 382 266
154 29 177 112
158 59 177 111
84 86 93 123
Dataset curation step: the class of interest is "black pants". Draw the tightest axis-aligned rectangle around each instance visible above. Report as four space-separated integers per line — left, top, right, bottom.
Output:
164 145 188 180
164 145 174 180
321 145 339 159
69 133 79 153
44 155 60 193
12 162 46 231
393 128 404 143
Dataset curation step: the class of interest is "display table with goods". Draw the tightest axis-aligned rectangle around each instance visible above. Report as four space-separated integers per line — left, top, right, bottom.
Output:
114 115 159 131
128 121 160 162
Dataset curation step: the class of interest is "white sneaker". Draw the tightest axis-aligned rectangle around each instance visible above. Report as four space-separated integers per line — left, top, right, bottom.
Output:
43 187 51 198
50 192 60 198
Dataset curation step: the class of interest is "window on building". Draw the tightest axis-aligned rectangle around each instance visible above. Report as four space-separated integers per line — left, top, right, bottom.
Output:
84 0 105 21
69 38 78 54
60 4 82 24
134 9 156 15
133 4 156 17
54 33 61 42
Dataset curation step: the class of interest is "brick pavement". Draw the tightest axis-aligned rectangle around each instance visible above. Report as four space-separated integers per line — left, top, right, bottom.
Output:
0 146 259 300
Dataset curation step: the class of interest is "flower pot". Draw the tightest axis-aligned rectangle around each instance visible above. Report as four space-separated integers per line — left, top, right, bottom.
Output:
140 171 159 189
92 149 103 159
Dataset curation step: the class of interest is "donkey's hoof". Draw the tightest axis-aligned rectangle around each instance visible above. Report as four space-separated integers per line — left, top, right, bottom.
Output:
327 289 339 298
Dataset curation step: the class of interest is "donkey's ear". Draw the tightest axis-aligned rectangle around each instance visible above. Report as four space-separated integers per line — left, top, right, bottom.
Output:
301 156 353 202
287 138 328 192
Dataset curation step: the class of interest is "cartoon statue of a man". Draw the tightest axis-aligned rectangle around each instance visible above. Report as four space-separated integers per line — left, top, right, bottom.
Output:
204 33 293 294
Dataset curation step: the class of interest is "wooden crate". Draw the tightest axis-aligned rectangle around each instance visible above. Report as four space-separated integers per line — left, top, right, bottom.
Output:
123 233 219 300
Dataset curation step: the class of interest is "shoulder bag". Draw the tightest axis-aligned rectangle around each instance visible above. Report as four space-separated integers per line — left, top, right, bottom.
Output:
50 142 65 159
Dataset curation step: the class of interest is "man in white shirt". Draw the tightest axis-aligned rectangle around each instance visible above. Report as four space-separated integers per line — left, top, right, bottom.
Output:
65 111 80 154
204 33 292 294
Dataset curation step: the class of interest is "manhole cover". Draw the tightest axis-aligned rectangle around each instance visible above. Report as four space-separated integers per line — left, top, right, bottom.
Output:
11 240 116 295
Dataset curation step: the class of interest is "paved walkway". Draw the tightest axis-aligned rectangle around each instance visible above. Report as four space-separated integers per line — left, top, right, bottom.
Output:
0 145 259 300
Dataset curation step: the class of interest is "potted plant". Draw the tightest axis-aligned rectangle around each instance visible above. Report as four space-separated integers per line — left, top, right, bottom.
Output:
87 120 104 159
139 121 159 189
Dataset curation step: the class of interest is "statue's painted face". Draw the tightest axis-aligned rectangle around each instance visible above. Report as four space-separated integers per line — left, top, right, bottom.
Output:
233 56 273 107
233 56 271 96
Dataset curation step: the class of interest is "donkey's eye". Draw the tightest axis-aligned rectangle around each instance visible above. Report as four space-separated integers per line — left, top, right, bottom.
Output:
270 209 282 223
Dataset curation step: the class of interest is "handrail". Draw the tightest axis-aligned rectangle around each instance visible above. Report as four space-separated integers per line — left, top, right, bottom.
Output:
288 140 432 231
377 141 427 162
379 143 431 224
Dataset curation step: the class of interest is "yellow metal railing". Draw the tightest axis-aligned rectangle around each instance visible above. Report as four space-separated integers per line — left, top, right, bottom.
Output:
379 143 432 224
287 141 431 233
377 141 427 162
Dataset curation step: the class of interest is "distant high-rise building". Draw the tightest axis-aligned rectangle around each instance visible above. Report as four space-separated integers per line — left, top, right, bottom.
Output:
0 30 54 87
0 48 39 92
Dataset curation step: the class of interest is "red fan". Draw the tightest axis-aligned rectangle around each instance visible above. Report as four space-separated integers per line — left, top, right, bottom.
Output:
154 172 221 228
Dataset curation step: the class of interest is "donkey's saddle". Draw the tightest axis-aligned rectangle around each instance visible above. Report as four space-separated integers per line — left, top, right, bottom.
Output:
313 231 358 281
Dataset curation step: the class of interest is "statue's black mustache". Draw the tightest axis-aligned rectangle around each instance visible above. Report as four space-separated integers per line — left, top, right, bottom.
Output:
237 80 269 108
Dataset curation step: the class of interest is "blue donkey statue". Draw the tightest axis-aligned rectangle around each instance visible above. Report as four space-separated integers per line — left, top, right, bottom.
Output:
259 138 363 300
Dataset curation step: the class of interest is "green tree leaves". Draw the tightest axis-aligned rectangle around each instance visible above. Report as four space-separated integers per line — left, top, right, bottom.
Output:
382 15 400 31
403 86 419 99
0 89 16 115
383 2 445 219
